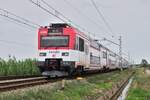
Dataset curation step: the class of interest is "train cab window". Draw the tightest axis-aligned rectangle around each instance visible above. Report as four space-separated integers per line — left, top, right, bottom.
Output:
79 37 84 52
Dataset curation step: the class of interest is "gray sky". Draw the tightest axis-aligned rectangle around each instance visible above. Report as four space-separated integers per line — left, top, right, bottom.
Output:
0 0 150 64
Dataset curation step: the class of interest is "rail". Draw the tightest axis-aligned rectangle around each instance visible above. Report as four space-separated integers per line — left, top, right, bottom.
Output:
98 71 135 100
0 75 42 80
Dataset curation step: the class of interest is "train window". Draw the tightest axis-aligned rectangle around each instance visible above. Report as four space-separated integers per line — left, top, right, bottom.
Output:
103 51 107 59
85 44 89 54
90 52 92 56
79 37 84 52
40 36 69 47
75 37 79 50
109 52 116 57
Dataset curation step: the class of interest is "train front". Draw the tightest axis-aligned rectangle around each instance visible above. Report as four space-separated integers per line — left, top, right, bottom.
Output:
37 23 76 77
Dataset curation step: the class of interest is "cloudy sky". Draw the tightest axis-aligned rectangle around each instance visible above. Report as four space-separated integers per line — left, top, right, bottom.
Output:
0 0 150 64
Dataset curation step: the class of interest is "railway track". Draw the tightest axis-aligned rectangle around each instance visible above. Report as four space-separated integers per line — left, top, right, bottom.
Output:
0 69 130 92
110 73 134 100
111 72 134 100
98 71 134 100
0 75 42 81
0 74 68 92
0 76 50 92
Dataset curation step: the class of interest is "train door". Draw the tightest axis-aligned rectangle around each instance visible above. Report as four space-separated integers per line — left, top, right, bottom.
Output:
75 37 85 67
84 42 90 68
75 36 90 69
99 45 101 69
100 48 107 69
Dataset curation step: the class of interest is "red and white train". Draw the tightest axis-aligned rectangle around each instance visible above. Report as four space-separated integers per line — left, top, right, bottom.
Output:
37 23 129 77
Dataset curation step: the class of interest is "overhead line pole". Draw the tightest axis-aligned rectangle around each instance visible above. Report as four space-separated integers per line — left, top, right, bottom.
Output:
119 36 123 70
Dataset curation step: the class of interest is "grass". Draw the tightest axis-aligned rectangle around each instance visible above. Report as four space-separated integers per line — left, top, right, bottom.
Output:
0 58 40 76
0 69 132 100
126 68 150 100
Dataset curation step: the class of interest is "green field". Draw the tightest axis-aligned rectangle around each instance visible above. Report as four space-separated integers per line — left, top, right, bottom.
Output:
0 58 40 76
0 69 132 100
126 68 150 100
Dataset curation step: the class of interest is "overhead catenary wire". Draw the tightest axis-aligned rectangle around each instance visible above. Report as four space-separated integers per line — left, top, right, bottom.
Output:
0 8 40 28
90 0 114 36
29 0 93 36
0 14 37 29
37 0 89 33
0 39 35 48
0 8 40 27
0 16 37 32
0 13 38 48
40 0 71 22
0 8 40 47
29 0 67 23
62 0 105 32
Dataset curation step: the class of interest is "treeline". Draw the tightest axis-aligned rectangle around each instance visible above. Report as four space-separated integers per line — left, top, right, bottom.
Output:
140 59 150 69
0 58 41 76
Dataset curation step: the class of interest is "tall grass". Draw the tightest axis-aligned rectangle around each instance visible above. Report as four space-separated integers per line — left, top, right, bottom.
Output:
0 69 131 100
0 58 40 76
126 68 150 100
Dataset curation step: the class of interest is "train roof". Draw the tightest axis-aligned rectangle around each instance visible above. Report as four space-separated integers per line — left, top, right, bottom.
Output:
50 23 71 28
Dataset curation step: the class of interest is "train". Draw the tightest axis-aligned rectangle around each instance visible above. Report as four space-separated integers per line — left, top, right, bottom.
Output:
37 23 129 77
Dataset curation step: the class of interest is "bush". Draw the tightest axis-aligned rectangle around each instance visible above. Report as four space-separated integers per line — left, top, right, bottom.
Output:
0 58 40 76
141 59 149 67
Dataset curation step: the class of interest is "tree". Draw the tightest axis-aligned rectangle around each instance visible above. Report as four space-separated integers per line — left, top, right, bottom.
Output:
141 59 148 67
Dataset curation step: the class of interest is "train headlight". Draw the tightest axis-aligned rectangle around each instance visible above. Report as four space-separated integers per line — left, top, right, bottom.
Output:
39 52 46 56
62 52 69 56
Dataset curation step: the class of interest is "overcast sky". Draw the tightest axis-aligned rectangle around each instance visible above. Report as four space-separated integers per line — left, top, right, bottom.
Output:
0 0 150 64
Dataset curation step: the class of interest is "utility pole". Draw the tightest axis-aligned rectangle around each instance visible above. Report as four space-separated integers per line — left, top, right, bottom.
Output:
119 36 123 71
128 52 130 66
